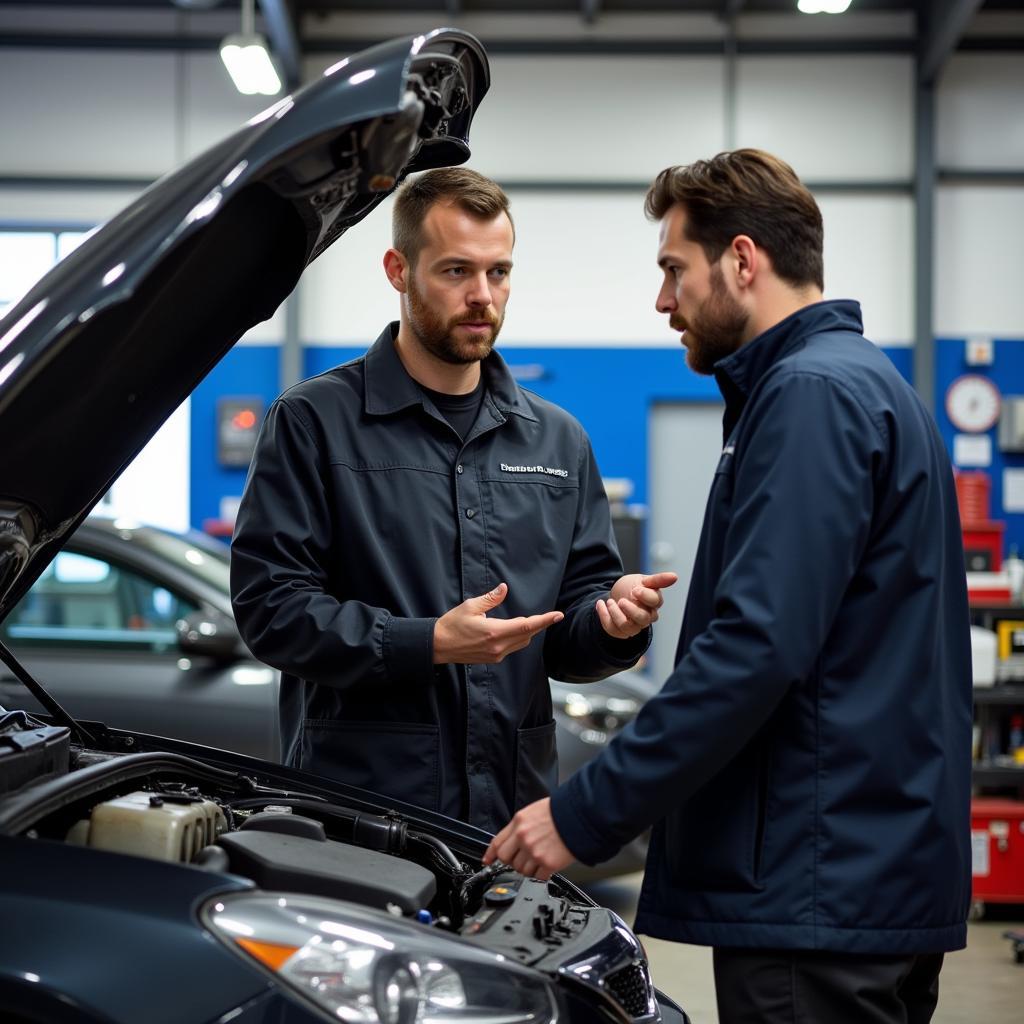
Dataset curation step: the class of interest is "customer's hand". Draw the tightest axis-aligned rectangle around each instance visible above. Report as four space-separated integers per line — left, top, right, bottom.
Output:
483 798 574 881
597 571 679 639
433 583 563 665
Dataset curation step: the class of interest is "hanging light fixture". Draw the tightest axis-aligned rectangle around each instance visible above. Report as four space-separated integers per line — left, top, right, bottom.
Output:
797 0 852 12
219 0 282 96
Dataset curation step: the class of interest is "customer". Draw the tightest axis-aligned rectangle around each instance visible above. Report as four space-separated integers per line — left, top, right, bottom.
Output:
231 167 676 833
486 149 972 1024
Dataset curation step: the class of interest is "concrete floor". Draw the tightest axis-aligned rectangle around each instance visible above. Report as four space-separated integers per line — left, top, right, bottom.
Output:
583 872 1024 1024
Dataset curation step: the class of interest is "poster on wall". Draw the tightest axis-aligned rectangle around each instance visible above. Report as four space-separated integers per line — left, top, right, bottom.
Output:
954 434 992 468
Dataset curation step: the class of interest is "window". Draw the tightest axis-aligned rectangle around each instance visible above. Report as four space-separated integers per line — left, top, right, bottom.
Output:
4 551 199 652
0 229 91 319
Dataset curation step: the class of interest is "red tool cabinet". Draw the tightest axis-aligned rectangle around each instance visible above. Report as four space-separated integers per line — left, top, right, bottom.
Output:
971 798 1024 904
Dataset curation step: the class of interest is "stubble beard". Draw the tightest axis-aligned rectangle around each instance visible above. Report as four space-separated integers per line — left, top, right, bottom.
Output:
406 276 503 366
673 264 750 376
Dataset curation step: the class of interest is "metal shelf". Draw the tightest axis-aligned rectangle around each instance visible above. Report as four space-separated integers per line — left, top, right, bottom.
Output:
974 685 1024 705
973 765 1024 787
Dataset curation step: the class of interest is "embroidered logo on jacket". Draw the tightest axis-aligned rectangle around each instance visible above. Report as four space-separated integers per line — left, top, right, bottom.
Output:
500 462 569 478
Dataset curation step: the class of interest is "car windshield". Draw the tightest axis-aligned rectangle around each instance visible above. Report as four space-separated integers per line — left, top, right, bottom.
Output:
125 524 232 595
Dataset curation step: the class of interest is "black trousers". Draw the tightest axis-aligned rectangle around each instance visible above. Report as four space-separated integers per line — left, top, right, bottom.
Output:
713 947 944 1024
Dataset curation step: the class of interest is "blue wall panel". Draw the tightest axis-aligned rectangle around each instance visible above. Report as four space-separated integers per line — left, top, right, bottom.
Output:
190 345 281 530
304 343 718 506
190 342 924 541
935 338 1024 556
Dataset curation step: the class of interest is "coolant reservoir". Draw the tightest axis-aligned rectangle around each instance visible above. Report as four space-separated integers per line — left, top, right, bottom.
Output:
66 791 226 862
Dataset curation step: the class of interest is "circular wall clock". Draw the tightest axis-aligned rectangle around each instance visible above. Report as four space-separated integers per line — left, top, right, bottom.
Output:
945 374 1001 433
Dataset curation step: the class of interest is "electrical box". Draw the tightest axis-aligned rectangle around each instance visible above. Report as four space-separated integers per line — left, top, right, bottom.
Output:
998 396 1024 454
965 337 995 366
217 396 264 467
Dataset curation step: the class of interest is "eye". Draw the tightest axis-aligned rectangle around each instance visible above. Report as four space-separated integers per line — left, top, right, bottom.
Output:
445 267 466 277
489 267 510 280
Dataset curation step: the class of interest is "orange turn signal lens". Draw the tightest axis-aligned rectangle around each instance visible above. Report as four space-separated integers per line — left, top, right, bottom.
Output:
235 937 300 971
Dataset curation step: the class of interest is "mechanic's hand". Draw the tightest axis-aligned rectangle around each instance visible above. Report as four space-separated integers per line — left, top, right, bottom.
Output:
433 583 564 665
483 798 574 881
597 571 679 640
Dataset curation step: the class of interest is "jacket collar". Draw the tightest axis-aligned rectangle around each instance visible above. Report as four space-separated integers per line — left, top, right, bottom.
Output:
714 298 863 396
363 322 539 423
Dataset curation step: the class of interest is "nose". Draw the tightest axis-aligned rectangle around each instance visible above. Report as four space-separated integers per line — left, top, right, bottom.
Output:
655 279 676 315
465 271 492 308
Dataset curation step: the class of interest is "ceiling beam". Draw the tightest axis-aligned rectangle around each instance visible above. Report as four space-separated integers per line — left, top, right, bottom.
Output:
918 0 984 85
257 0 301 90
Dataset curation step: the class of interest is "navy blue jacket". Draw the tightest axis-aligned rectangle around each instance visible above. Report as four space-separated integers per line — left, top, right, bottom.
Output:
551 301 973 954
231 325 646 833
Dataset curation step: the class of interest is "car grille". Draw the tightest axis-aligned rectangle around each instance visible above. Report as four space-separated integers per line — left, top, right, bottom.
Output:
605 960 652 1019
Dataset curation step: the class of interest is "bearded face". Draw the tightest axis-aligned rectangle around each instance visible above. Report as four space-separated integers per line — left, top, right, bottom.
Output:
405 272 504 365
670 262 749 376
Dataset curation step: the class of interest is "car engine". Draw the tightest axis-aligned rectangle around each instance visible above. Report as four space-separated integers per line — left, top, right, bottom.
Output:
0 719 662 1023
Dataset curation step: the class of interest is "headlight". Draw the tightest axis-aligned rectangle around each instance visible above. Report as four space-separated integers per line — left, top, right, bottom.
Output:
560 692 640 743
203 893 558 1023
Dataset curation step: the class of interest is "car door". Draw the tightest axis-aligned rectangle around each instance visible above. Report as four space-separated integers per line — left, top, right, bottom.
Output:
0 548 279 760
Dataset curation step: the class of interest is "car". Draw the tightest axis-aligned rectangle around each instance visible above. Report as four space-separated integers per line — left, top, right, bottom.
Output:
0 27 687 1024
0 516 281 760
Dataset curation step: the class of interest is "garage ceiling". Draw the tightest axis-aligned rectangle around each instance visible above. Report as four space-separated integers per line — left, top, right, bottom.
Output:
0 0 1021 94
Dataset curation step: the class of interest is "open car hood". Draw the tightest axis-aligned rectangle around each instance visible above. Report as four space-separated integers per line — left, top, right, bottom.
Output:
0 28 488 620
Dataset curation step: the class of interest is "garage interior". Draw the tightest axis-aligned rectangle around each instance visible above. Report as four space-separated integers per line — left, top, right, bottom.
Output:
1 1 1023 1020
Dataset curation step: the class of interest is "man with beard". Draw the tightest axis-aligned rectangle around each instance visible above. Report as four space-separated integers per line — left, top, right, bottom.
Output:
486 150 972 1023
231 167 676 832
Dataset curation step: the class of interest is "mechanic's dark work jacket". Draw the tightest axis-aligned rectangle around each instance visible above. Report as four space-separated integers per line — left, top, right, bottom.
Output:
231 325 646 833
551 300 972 954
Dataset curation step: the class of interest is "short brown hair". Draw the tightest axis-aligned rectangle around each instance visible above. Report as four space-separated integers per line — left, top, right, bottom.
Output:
645 149 824 290
392 167 513 264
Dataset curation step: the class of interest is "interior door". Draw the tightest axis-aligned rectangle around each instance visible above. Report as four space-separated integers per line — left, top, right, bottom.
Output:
648 401 726 686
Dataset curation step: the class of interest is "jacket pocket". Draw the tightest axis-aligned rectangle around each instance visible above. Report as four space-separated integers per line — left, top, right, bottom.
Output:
514 719 558 810
664 740 771 893
301 719 440 813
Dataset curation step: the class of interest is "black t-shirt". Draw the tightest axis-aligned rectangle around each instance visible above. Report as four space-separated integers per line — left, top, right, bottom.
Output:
419 377 486 442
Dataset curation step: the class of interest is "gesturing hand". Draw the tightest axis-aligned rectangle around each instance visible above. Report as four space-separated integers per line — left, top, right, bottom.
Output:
596 571 679 640
433 583 564 665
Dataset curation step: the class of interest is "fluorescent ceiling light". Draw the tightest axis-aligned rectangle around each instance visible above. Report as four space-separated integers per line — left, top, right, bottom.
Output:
797 0 852 11
220 34 282 95
219 0 282 96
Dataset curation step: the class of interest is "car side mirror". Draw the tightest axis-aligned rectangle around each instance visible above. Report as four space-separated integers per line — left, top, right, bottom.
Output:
176 609 239 662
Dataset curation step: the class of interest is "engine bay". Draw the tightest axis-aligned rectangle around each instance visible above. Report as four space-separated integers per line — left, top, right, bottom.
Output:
59 779 594 968
0 714 662 1022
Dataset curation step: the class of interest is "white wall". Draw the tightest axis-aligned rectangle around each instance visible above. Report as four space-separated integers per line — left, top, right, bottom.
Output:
467 56 727 182
935 187 1024 338
934 53 1024 338
1 38 1021 349
735 56 914 182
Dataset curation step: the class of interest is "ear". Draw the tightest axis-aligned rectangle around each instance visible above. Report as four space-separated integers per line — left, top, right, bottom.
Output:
383 248 409 293
730 235 758 289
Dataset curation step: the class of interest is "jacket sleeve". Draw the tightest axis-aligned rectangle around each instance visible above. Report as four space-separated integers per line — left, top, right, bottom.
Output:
230 398 435 689
542 431 650 683
550 372 883 864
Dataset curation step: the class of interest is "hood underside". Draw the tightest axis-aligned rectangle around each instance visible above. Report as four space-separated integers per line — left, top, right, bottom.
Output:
0 28 489 620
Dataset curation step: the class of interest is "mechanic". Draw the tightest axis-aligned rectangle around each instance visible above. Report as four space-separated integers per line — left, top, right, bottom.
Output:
231 167 676 834
486 149 973 1024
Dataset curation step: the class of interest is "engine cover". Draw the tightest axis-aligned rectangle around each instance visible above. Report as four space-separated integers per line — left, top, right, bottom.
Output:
217 828 437 915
